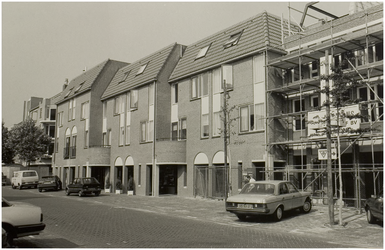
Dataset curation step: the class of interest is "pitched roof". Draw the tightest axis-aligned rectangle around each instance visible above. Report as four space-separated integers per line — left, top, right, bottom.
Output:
55 59 123 104
101 43 180 100
169 11 285 82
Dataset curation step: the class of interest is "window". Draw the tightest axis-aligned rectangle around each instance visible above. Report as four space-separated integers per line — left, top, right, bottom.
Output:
311 96 319 108
191 77 200 99
74 82 84 93
119 114 125 146
172 84 178 104
196 44 211 59
293 99 306 130
58 112 63 127
119 71 130 83
103 129 111 147
148 84 154 106
50 109 56 120
213 68 222 94
201 73 209 96
179 118 187 140
130 90 138 109
222 65 233 89
358 85 383 122
147 120 154 142
81 102 89 120
172 122 178 141
64 88 73 98
201 114 209 138
140 121 147 143
136 63 148 75
240 105 254 132
68 99 76 121
224 31 243 49
126 110 131 145
84 123 89 149
254 103 264 130
213 112 221 136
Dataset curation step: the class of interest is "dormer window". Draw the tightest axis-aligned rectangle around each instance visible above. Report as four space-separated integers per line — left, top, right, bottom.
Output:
119 70 130 83
196 44 211 60
64 88 73 98
136 63 148 75
74 82 85 93
224 30 243 49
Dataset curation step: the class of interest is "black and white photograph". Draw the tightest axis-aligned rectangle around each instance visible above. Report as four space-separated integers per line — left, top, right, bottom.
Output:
2 1 383 248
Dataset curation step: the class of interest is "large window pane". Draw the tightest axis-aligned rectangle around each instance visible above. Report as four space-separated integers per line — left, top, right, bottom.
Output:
240 106 249 132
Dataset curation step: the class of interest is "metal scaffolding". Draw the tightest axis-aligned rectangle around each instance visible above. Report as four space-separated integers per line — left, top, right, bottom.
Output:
266 5 383 209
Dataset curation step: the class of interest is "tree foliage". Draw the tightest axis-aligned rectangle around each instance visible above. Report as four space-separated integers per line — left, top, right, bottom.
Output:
2 122 15 164
8 118 51 166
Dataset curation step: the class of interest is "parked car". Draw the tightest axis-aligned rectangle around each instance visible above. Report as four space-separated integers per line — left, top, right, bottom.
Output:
226 180 312 221
364 191 383 224
2 173 7 186
65 177 101 197
2 198 45 247
38 175 62 192
11 170 39 189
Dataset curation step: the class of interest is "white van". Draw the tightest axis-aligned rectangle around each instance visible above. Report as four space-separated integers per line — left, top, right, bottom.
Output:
11 170 39 190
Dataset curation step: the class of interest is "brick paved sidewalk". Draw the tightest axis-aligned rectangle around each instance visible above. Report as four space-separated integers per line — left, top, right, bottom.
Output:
96 193 383 248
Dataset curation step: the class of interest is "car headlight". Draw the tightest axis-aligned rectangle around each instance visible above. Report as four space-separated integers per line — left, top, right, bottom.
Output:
255 203 267 208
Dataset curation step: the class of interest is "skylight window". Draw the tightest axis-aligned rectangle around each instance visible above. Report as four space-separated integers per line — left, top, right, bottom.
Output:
136 63 148 75
64 88 73 98
74 82 85 93
224 31 243 49
119 71 131 83
196 44 211 60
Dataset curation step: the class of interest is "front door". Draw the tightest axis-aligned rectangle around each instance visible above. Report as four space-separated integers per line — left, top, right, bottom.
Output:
159 166 177 195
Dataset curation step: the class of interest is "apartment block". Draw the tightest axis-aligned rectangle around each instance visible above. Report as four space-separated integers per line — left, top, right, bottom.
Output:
100 43 186 196
53 59 129 187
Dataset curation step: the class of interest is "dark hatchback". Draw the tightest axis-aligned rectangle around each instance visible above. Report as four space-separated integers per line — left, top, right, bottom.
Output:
65 177 101 197
38 176 62 192
364 191 383 224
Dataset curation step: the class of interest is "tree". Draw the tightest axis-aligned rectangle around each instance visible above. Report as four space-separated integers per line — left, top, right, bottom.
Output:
2 122 15 164
317 51 365 226
8 118 51 168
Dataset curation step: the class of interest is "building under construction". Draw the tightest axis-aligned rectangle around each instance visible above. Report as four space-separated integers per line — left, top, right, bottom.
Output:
266 3 383 208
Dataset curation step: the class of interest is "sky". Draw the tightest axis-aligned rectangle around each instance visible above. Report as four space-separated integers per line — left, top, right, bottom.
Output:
2 1 353 128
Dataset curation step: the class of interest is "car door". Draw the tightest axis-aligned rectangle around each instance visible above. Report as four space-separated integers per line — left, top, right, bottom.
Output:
278 183 293 210
286 182 303 208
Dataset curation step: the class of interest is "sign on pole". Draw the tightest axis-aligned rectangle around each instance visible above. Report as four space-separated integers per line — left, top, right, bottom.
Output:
318 148 337 160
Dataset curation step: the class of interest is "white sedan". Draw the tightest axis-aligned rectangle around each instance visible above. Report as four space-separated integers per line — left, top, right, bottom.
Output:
2 198 46 247
226 180 312 221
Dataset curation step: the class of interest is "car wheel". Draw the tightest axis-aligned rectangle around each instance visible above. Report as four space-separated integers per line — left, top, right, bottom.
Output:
300 199 312 213
65 188 70 196
11 184 15 189
236 214 247 221
273 206 283 221
18 184 22 190
2 226 14 248
95 192 100 197
38 188 42 192
78 191 83 197
366 208 376 224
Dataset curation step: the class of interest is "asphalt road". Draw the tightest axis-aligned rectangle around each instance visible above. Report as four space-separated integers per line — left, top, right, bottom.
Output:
1 186 373 248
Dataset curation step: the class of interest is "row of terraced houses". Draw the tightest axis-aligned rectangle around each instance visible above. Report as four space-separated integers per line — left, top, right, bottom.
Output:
20 4 383 206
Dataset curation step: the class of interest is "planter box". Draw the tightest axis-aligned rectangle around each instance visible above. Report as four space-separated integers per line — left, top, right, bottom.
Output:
127 190 134 196
105 188 111 193
115 190 122 194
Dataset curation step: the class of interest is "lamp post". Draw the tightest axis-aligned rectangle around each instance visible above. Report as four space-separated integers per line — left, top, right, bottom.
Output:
223 79 228 200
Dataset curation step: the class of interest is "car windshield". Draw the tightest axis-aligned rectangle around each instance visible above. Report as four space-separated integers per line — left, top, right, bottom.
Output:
83 178 99 184
240 183 275 195
23 172 37 177
42 176 55 181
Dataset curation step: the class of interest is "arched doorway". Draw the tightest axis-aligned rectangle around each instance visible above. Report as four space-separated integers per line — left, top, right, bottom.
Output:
212 151 230 199
125 156 134 194
114 157 123 192
194 153 209 198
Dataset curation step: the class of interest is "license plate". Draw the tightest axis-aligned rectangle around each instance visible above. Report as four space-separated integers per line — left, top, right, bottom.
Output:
88 188 95 191
237 204 253 209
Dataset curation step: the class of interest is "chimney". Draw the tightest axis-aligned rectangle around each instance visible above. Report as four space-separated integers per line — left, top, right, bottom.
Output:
63 78 69 91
